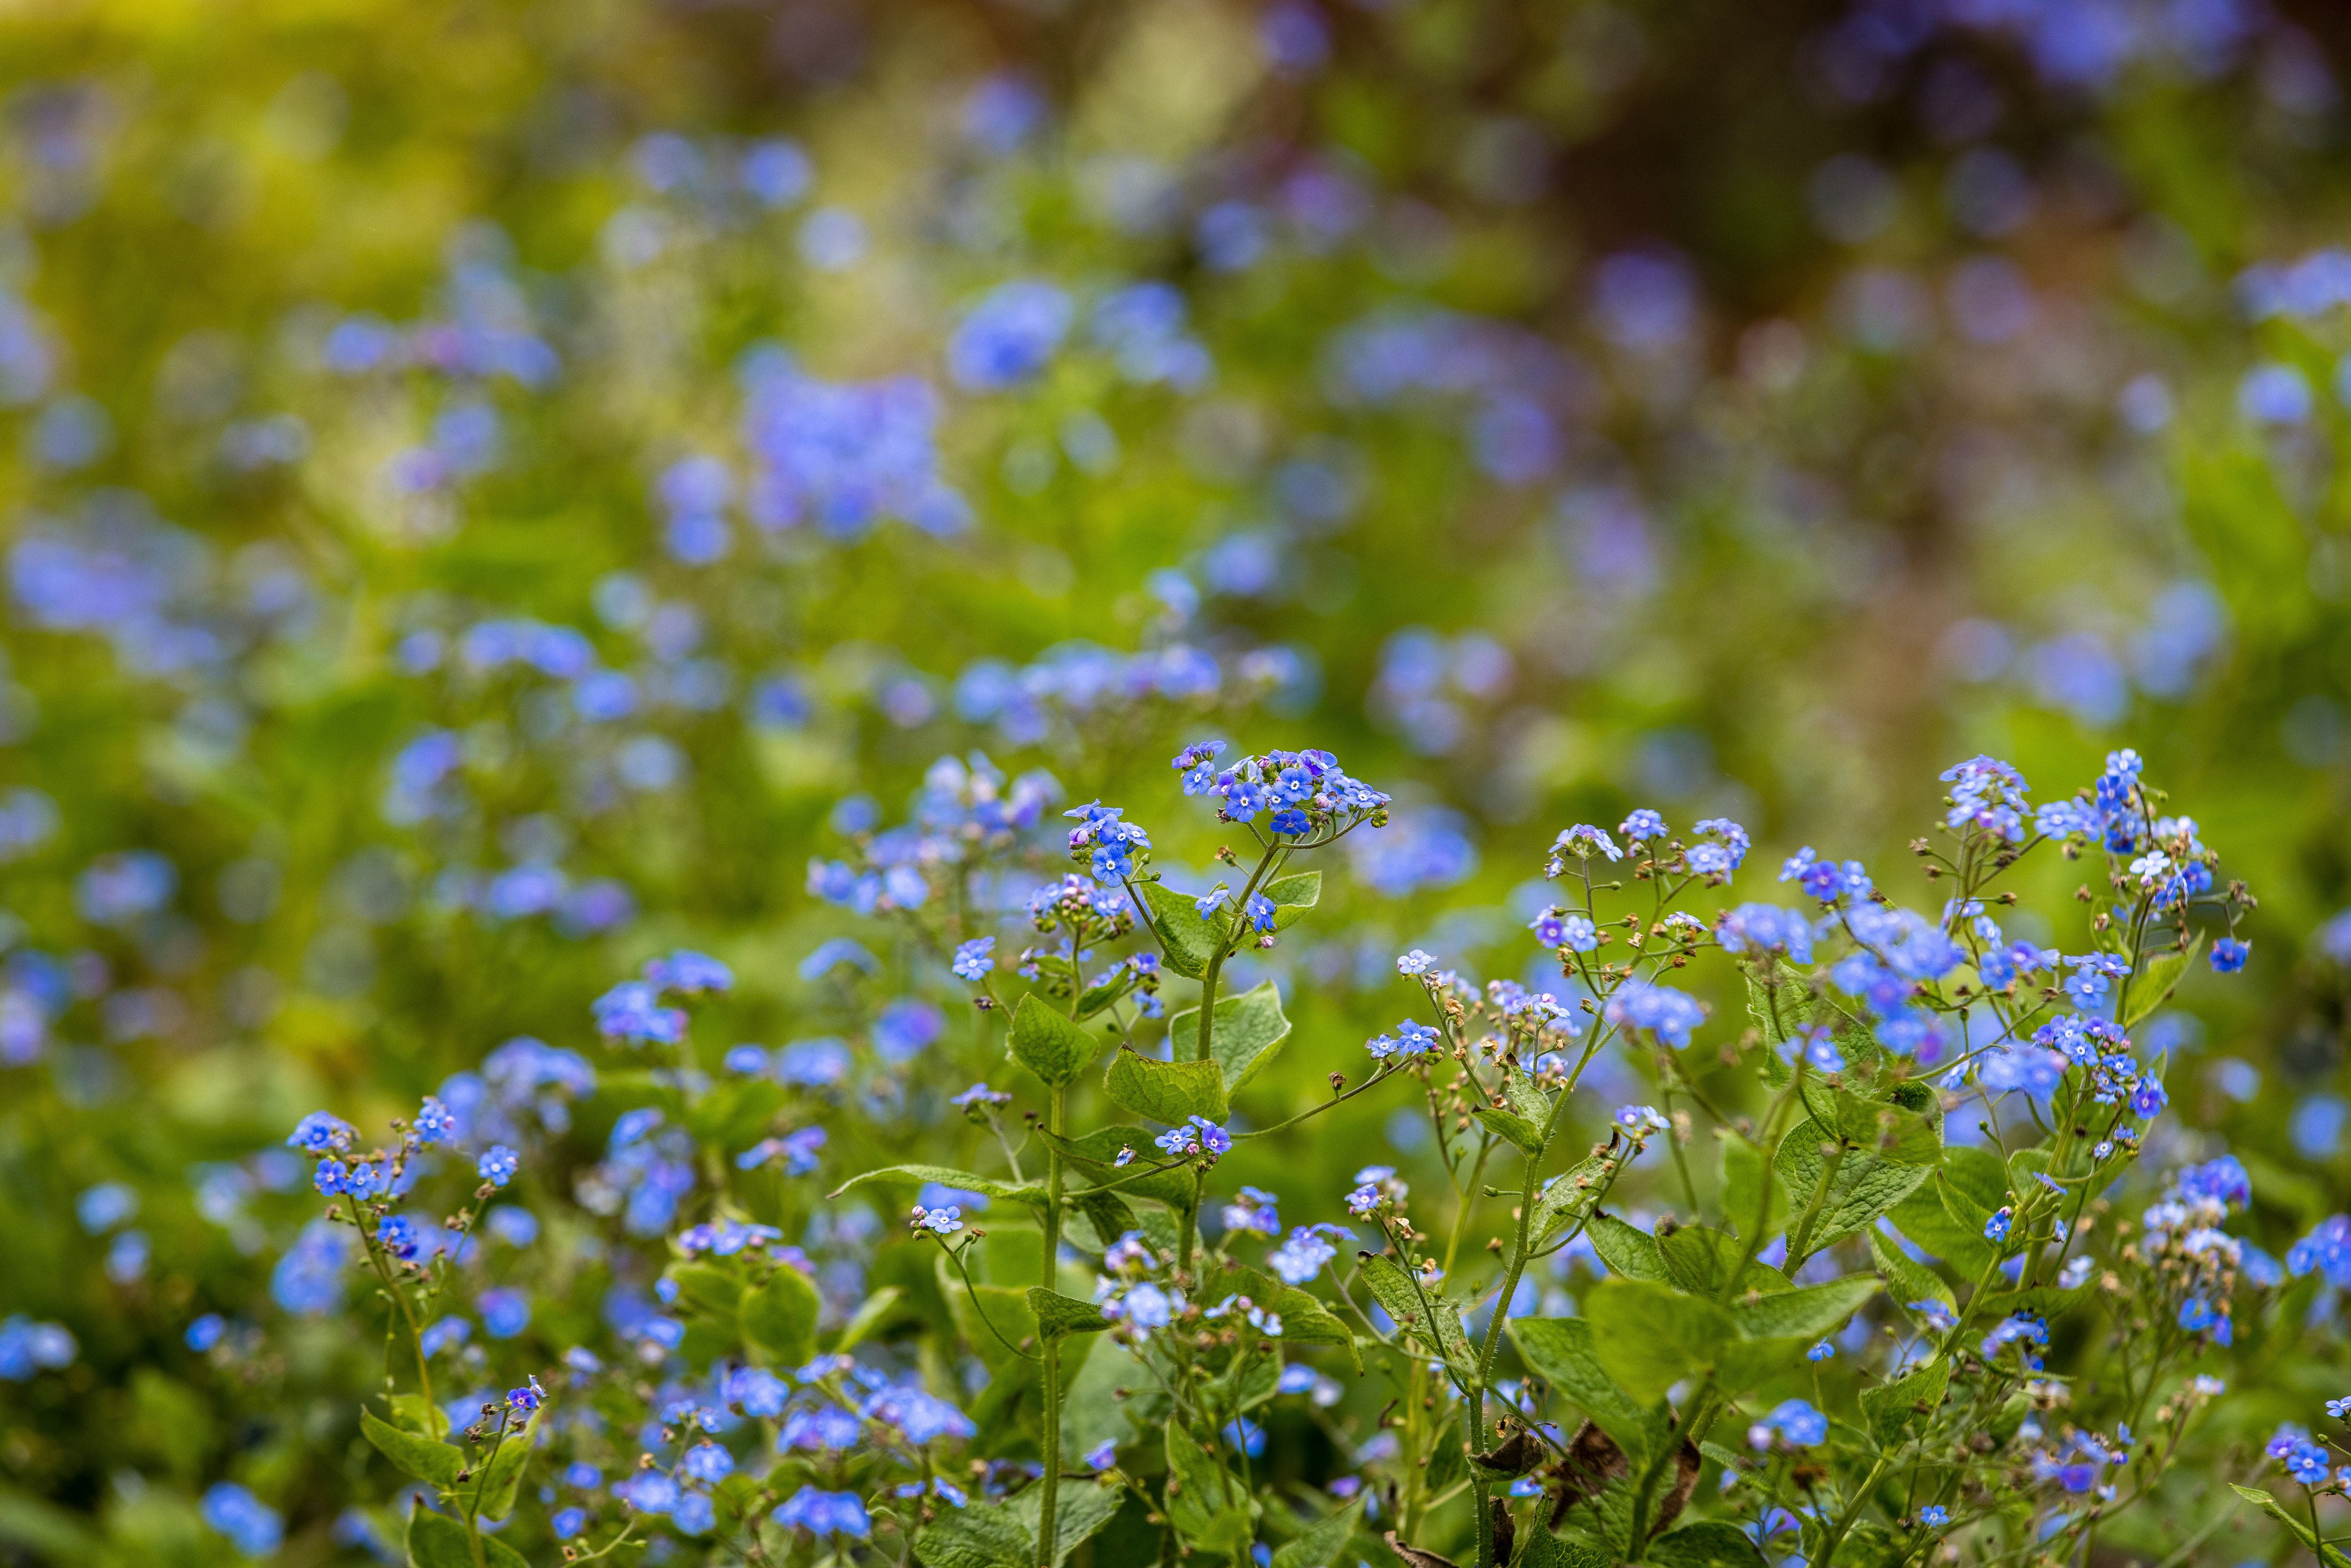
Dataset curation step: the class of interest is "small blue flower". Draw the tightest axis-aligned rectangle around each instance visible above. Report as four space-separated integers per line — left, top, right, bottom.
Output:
1983 1206 2013 1245
2210 937 2250 974
1618 809 1667 841
1807 1339 1835 1363
1918 1504 1949 1527
951 937 996 980
413 1097 457 1146
478 1146 521 1188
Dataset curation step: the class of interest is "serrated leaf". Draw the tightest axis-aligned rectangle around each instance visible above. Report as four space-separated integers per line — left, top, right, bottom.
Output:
1530 1154 1617 1239
2123 933 2202 1030
742 1266 820 1365
828 1165 1048 1206
1009 994 1099 1087
361 1408 460 1489
1586 1213 1670 1282
1471 1065 1554 1155
1233 1268 1361 1375
1773 1118 1934 1261
1026 1287 1111 1339
1646 1521 1767 1567
1507 1317 1664 1466
1868 1230 1954 1313
1269 1495 1362 1568
1826 1087 1943 1165
1064 1187 1139 1253
1729 1275 1878 1340
1357 1253 1474 1371
1137 882 1221 980
1168 980 1294 1095
1102 1047 1229 1126
910 1498 1032 1568
407 1506 529 1568
1886 1183 1993 1275
1858 1356 1949 1444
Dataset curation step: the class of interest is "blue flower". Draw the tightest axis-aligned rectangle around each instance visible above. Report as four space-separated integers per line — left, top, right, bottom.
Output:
1807 1339 1835 1363
646 949 732 994
200 1482 283 1558
1601 981 1705 1048
1918 1505 1949 1527
552 1507 587 1540
184 1314 226 1352
1983 1207 2014 1245
1548 824 1621 869
679 1441 734 1486
480 1288 531 1339
478 1145 521 1187
420 1317 471 1357
2210 937 2250 974
1618 808 1666 841
951 937 995 980
412 1096 457 1146
1746 1398 1827 1450
289 1111 358 1155
947 281 1073 391
376 1215 420 1260
1243 892 1277 931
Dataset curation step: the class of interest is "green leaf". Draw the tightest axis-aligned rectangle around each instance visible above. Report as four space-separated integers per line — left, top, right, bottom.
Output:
1580 1280 1736 1403
1530 1154 1618 1239
667 1262 745 1319
362 1408 460 1490
1064 1187 1139 1253
1646 1521 1768 1567
1357 1253 1474 1371
407 1505 529 1568
1719 1133 1789 1242
938 1257 1040 1373
1773 1118 1934 1259
389 1393 447 1439
1167 980 1294 1095
1268 1495 1362 1568
1886 1182 1993 1275
1657 1225 1793 1296
1729 1275 1878 1340
1042 1126 1199 1213
1507 1317 1664 1466
1026 1287 1111 1339
2230 1484 2351 1564
1005 1481 1126 1566
1858 1356 1949 1444
742 1266 820 1365
1010 994 1099 1087
1868 1230 1954 1313
1165 1423 1256 1552
1137 882 1221 980
1825 1087 1943 1165
1102 1046 1229 1126
1262 870 1322 930
472 1411 537 1521
2123 932 2202 1030
1586 1213 1671 1282
1472 1065 1554 1155
911 1498 1033 1568
1941 1145 2012 1211
1229 1269 1360 1374
1520 1526 1619 1568
828 1285 905 1353
828 1165 1049 1207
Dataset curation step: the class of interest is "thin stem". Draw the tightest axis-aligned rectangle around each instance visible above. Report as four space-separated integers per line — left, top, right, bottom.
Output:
1194 843 1282 1063
1035 1081 1068 1568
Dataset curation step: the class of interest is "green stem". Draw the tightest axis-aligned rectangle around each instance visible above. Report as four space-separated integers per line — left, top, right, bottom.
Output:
1036 1082 1068 1568
1194 844 1281 1063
